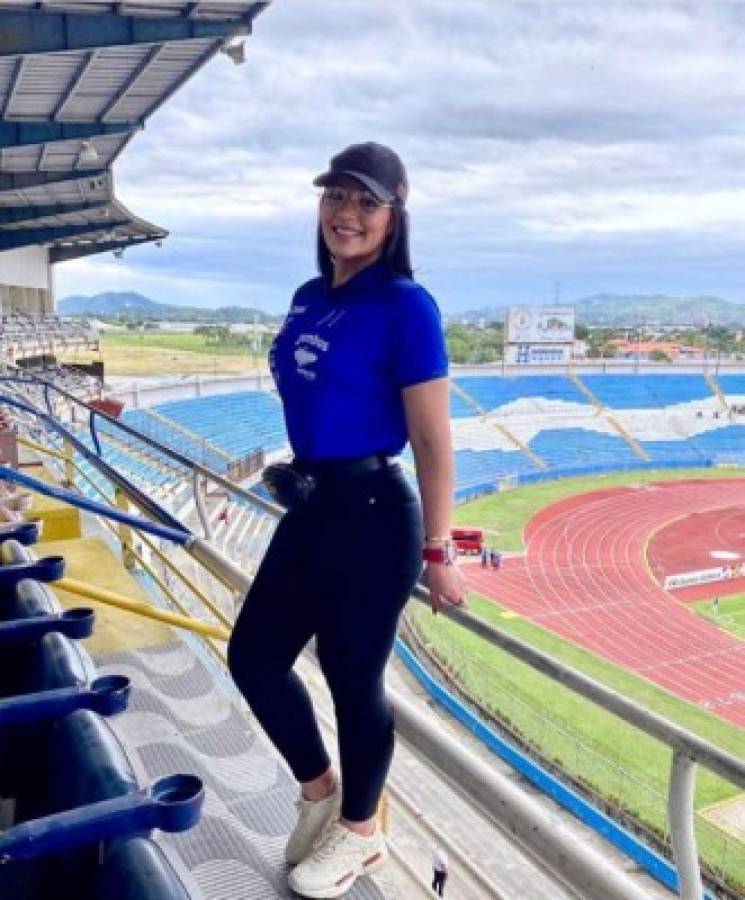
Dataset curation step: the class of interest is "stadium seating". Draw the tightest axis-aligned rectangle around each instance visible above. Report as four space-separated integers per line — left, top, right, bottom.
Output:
0 540 202 900
453 375 588 413
97 374 745 502
124 408 229 473
718 375 745 397
581 374 712 408
529 429 639 469
151 392 286 457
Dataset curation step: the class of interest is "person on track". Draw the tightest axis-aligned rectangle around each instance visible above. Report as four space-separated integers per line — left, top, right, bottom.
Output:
227 141 467 898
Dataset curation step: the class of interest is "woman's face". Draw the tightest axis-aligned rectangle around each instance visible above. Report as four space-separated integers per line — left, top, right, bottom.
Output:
319 176 392 273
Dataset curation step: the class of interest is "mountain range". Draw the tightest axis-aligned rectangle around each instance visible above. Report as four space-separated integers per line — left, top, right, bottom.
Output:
59 290 745 327
454 294 745 327
58 292 278 323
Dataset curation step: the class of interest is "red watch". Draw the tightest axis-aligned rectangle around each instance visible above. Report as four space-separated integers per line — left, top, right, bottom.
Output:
423 544 457 565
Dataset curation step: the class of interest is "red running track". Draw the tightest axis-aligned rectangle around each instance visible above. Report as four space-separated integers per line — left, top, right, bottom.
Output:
465 479 745 728
647 507 745 602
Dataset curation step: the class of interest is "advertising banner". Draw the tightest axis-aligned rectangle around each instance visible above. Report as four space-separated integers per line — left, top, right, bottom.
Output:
664 565 743 590
506 306 575 344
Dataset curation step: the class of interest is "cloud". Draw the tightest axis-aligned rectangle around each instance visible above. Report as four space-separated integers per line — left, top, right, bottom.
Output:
55 1 745 310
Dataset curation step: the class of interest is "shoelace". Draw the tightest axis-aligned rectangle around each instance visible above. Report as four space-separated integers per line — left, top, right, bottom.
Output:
312 827 350 862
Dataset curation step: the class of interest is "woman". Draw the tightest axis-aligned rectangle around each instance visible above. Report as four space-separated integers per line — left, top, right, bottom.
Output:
227 141 466 899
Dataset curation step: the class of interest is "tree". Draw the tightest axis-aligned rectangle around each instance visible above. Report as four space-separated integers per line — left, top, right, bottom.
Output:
648 349 671 363
447 335 470 363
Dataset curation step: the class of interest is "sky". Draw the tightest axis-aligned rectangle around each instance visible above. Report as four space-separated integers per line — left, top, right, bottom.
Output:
56 1 745 314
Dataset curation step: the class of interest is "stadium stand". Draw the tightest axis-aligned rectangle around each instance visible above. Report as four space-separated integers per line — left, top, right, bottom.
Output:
0 538 203 900
98 374 745 501
452 374 589 414
147 392 287 458
0 314 98 362
581 374 713 408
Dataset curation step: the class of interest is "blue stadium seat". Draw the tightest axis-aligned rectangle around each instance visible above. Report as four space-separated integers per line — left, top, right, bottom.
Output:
95 837 194 900
582 374 711 408
0 709 139 900
529 429 639 469
454 375 588 412
141 391 287 462
718 375 745 397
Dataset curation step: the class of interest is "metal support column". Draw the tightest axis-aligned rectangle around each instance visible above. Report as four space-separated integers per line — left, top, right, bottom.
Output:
668 751 704 900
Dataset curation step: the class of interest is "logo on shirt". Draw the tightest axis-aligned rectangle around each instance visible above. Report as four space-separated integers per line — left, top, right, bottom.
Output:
294 333 329 380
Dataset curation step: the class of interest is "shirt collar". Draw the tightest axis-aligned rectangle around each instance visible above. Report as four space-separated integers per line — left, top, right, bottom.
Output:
324 261 388 298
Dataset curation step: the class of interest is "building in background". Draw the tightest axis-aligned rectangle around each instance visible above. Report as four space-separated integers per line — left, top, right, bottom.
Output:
504 306 575 365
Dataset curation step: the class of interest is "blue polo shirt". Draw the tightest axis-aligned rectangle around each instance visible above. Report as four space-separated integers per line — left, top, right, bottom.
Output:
269 263 448 461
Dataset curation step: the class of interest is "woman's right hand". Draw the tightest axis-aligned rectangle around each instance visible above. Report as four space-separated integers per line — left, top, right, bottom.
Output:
422 562 468 615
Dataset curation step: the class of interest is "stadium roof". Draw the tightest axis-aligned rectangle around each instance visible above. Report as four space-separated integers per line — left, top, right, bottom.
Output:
0 1 269 260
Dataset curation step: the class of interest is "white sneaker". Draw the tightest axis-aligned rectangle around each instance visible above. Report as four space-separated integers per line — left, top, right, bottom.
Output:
285 787 341 866
288 822 388 898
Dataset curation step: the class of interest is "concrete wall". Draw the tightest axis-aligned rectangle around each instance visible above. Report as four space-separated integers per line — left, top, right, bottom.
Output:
0 246 53 314
111 373 271 409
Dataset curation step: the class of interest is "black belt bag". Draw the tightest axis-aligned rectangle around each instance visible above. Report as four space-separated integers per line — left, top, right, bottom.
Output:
262 455 390 510
262 462 316 510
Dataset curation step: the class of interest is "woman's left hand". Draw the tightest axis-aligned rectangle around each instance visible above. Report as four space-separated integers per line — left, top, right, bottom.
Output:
422 562 468 615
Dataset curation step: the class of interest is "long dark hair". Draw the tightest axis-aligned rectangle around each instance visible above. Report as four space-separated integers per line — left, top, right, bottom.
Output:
316 200 413 281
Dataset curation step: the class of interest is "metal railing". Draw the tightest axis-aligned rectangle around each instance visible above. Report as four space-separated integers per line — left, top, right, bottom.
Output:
3 371 745 899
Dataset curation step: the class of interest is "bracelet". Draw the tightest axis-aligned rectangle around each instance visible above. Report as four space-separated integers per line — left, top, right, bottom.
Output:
423 544 457 565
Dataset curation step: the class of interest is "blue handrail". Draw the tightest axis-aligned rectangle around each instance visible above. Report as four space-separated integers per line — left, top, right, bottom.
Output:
0 773 203 862
0 554 64 586
0 675 130 726
0 388 188 536
0 609 94 645
0 466 191 546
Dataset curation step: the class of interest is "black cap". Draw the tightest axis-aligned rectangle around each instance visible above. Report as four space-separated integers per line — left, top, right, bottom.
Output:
313 142 408 204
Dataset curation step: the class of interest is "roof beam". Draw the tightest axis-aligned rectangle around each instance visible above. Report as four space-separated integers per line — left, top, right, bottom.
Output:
0 121 133 149
0 218 130 251
0 10 254 57
0 200 110 225
52 49 99 121
1 56 26 118
36 141 51 170
50 232 164 264
100 43 163 122
131 2 269 128
0 168 108 194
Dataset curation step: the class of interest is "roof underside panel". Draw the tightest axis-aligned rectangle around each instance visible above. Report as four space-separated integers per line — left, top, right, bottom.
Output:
0 134 127 172
0 1 270 261
2 2 264 18
0 39 216 123
0 173 110 208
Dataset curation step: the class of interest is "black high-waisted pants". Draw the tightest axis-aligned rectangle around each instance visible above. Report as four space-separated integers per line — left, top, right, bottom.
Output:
227 463 423 821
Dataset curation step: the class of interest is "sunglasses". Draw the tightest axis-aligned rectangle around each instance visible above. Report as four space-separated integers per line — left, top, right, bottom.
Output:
319 186 391 216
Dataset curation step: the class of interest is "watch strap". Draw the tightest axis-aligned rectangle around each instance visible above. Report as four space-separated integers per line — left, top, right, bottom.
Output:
423 545 455 565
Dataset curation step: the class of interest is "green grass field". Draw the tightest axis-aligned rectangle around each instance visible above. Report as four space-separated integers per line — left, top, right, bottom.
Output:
59 331 271 375
694 593 745 641
409 591 745 885
100 330 262 357
415 470 745 887
452 467 745 551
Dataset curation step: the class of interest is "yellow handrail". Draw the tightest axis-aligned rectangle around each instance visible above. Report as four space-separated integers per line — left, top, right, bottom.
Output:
16 434 68 461
137 529 232 630
73 450 233 629
56 576 230 642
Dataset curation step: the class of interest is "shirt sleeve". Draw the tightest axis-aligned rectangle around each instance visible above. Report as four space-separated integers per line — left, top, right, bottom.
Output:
391 284 449 389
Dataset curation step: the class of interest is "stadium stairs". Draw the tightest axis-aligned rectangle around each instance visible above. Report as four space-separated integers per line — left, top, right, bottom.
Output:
450 379 548 470
568 371 650 460
707 373 732 411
